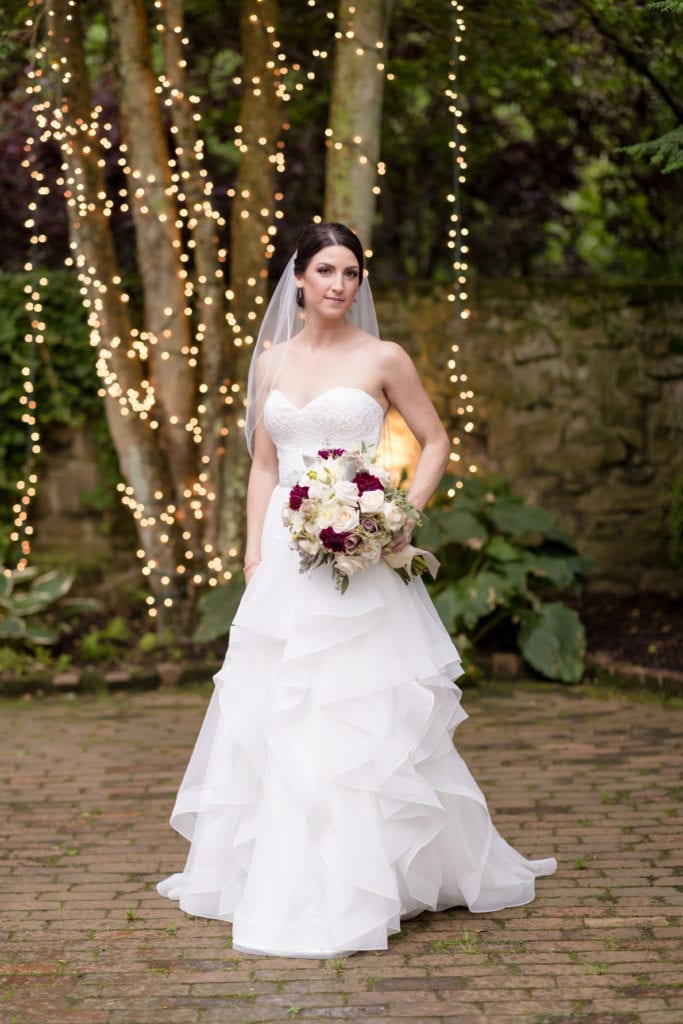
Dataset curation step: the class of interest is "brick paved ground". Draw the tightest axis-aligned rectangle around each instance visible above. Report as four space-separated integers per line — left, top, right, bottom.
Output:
1 681 681 1024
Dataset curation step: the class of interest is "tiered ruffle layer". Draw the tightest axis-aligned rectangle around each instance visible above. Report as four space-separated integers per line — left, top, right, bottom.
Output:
158 486 556 957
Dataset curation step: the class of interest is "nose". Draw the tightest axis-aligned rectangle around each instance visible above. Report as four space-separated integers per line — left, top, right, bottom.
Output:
330 273 344 292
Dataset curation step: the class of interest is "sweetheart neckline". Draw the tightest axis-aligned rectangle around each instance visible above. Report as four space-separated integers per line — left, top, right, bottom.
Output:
268 386 386 417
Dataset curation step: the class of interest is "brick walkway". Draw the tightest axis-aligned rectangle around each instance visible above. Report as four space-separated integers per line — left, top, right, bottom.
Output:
1 682 681 1024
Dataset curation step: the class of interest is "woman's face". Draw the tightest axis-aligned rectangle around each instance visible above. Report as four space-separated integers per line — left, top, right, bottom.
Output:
296 244 361 320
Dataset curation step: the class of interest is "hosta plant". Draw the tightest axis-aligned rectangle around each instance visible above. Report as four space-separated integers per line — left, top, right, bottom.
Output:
0 566 99 647
416 474 591 683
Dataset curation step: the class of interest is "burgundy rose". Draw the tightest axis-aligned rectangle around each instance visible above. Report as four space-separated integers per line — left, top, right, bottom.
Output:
289 484 309 510
353 471 384 494
320 527 350 552
318 447 346 460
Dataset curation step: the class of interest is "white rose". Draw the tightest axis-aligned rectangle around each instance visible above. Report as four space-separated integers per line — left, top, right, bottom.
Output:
332 505 360 533
334 554 367 577
334 480 360 506
359 489 385 514
383 500 406 532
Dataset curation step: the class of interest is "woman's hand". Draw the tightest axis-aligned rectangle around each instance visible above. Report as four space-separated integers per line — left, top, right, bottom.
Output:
387 520 414 553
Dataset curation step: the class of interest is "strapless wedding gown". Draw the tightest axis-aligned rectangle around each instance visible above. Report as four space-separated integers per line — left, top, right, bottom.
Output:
157 387 556 957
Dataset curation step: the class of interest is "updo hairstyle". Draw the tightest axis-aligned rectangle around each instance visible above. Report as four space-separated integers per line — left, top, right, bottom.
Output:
293 222 364 292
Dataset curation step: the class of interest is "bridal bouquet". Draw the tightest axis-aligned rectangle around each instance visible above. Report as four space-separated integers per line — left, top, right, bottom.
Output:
282 445 439 593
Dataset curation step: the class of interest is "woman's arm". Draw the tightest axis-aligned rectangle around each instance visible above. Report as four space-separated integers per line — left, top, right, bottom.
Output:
244 414 279 585
381 342 450 512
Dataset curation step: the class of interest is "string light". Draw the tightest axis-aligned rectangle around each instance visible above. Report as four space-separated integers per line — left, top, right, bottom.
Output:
444 1 478 493
18 0 477 595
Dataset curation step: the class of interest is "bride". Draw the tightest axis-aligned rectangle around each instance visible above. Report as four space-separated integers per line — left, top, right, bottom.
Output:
157 221 557 958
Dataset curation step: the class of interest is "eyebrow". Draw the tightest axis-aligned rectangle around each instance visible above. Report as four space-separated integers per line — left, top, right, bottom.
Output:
314 261 359 270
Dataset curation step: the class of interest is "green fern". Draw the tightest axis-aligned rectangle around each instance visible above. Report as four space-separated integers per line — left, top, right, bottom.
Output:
622 126 683 173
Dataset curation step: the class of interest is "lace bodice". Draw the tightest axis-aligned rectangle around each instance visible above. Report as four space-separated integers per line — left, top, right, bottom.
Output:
263 386 386 486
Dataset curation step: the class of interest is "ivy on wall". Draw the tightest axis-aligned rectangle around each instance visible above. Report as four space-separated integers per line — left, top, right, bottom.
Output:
0 271 121 559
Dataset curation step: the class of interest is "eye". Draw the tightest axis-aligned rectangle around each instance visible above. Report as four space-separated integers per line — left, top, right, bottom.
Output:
344 269 359 279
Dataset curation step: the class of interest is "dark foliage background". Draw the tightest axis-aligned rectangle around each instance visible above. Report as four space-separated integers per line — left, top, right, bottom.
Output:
0 0 681 280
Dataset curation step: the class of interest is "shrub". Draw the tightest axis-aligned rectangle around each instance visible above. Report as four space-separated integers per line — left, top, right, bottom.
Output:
416 475 591 683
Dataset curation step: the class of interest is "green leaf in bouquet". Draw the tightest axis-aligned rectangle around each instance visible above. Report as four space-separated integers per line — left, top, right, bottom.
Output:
193 576 245 643
518 602 586 683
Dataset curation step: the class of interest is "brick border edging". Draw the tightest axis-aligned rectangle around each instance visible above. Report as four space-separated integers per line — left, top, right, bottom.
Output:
585 651 683 698
1 650 682 699
0 660 223 698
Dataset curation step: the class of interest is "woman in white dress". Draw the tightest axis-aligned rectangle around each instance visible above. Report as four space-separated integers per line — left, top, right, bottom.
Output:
157 222 557 958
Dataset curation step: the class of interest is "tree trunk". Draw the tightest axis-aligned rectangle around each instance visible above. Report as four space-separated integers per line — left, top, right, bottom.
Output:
161 0 230 557
325 0 393 248
220 0 282 560
44 0 185 606
105 0 197 527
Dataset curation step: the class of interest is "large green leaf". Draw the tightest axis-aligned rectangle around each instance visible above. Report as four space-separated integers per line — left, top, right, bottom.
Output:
443 571 512 631
193 577 245 643
0 573 13 600
483 497 557 540
484 535 521 562
60 596 103 614
522 551 586 588
23 620 59 646
6 566 39 584
29 570 74 604
9 594 52 616
0 615 25 639
432 586 461 632
518 602 586 683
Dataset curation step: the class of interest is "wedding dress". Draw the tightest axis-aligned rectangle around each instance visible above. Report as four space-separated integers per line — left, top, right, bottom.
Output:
157 386 557 957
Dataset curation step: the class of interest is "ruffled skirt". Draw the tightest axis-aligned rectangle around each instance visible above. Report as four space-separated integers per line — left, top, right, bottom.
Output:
157 485 556 957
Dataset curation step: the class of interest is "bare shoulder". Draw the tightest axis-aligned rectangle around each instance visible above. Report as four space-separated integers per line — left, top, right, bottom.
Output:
374 339 419 383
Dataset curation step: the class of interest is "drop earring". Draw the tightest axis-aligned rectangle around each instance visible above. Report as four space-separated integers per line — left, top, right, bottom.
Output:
296 286 305 309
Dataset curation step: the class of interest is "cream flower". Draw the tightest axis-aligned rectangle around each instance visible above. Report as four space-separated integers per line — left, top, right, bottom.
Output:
334 480 360 506
359 489 385 514
383 500 406 531
332 505 360 533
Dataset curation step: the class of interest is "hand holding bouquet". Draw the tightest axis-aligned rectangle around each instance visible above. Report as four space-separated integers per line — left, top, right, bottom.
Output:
282 445 439 593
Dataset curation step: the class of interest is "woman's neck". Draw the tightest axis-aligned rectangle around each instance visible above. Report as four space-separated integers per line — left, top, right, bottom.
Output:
295 312 354 350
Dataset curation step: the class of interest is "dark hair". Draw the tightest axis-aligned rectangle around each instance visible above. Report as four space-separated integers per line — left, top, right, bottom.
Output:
293 222 364 280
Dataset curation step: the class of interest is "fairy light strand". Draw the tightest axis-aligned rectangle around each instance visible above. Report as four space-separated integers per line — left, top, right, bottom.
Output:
18 0 478 592
445 1 478 490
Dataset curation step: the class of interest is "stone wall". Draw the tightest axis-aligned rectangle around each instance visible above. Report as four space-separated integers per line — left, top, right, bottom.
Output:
375 279 683 591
